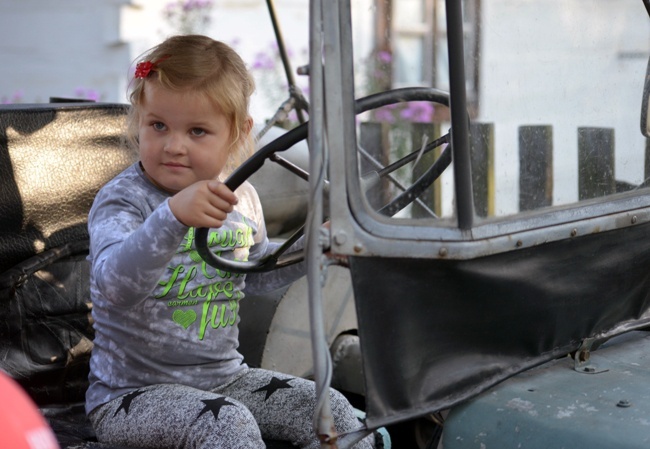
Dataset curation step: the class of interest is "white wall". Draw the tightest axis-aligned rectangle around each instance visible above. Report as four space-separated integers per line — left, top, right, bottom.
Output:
0 0 132 103
475 0 650 215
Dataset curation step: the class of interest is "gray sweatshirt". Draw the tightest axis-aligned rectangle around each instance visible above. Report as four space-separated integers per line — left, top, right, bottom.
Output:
85 163 304 415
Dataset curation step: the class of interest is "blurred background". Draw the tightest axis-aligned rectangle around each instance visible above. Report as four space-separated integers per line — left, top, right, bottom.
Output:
1 0 649 216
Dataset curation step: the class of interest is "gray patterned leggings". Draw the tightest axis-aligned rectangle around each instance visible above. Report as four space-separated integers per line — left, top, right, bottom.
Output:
89 368 374 449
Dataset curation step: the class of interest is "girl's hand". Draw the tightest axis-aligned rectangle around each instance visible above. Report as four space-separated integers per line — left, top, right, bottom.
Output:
168 180 238 228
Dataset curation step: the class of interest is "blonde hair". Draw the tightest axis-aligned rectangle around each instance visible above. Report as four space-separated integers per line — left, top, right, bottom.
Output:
126 35 256 175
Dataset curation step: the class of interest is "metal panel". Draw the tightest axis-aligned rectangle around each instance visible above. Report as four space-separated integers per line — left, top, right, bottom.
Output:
443 331 650 449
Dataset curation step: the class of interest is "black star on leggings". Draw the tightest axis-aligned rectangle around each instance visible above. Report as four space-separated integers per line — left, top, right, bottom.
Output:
253 376 294 400
113 390 146 417
197 397 236 421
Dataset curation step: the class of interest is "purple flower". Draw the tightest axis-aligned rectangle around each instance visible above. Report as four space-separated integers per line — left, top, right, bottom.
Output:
164 3 176 17
85 89 101 101
74 87 100 101
400 102 434 123
251 52 275 70
375 106 396 123
2 90 24 104
183 0 211 12
377 50 392 64
12 89 24 102
165 0 212 18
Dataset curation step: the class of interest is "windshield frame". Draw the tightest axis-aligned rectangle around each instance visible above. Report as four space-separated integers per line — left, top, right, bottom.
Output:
327 0 650 260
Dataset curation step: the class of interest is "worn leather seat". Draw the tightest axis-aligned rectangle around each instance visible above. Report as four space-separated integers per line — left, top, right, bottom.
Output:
0 103 134 274
0 101 134 400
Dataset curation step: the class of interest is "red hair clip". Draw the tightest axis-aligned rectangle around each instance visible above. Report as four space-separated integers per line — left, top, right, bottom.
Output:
134 56 169 79
135 61 155 79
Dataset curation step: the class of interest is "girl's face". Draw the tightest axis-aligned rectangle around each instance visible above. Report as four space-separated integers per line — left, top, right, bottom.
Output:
138 81 234 193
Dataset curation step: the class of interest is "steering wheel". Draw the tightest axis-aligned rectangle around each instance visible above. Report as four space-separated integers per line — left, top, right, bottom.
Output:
195 87 451 273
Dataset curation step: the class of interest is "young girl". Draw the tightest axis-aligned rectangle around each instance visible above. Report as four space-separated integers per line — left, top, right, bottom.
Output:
85 35 373 449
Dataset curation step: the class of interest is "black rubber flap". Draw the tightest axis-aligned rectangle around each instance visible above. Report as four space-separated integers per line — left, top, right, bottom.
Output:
350 222 650 429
